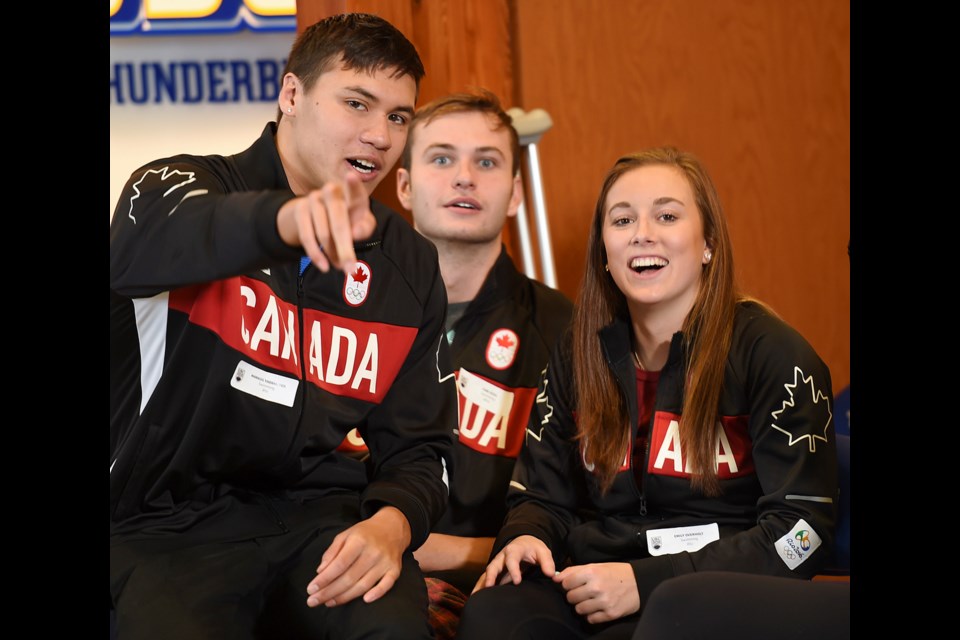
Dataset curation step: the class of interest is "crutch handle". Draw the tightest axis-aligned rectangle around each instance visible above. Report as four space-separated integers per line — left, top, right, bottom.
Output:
506 106 558 288
507 107 553 145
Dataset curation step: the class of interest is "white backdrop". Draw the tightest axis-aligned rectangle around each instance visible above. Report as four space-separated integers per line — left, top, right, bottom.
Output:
110 31 295 219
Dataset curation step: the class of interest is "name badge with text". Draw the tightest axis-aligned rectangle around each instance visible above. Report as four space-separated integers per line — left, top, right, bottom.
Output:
231 360 298 406
646 523 720 556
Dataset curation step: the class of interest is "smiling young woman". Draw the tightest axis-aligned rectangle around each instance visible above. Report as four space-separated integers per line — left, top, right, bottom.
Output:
457 147 840 640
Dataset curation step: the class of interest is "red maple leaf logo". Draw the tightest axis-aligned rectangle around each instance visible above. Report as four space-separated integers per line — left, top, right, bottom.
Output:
496 334 515 348
351 266 368 283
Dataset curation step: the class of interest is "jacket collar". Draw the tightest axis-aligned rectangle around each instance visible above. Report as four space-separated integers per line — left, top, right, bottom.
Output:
232 122 291 193
463 244 525 316
597 315 688 378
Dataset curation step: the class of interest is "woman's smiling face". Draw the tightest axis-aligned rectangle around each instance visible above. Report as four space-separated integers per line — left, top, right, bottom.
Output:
601 164 710 321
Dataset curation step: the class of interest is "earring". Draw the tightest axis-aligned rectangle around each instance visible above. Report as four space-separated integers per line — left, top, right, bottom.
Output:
287 107 292 113
604 264 610 272
704 249 712 263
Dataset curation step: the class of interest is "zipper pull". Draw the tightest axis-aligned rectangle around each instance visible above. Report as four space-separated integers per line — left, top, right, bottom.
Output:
298 257 309 298
639 496 647 517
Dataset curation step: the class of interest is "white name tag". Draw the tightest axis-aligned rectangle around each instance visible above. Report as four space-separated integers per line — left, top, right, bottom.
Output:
458 368 513 415
230 360 299 407
646 523 720 556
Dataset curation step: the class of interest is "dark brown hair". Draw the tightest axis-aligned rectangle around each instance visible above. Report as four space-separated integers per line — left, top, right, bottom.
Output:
276 13 425 121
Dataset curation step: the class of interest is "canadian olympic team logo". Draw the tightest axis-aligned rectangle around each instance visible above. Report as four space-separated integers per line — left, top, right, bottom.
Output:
485 328 519 370
343 261 371 307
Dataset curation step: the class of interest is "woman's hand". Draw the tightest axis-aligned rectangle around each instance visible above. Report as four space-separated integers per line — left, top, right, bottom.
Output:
554 562 640 624
472 535 555 594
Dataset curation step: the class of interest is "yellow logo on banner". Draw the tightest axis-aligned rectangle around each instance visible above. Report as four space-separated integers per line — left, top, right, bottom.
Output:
110 0 296 33
145 2 227 19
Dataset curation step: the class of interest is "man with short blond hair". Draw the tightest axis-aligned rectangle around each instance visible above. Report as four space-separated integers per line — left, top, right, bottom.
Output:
398 89 573 598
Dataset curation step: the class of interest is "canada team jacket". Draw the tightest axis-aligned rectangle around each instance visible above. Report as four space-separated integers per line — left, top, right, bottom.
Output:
109 123 457 549
338 247 573 537
496 301 839 604
438 248 572 537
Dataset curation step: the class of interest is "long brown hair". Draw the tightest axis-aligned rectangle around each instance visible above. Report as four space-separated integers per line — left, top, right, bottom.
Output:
572 148 737 495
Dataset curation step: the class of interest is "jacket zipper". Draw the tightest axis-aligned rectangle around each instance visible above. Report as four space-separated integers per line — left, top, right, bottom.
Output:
606 349 651 516
297 260 308 385
639 442 649 517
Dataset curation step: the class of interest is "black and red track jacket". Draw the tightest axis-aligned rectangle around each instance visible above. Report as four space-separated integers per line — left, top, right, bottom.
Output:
496 301 839 605
109 123 457 549
436 248 572 537
337 247 573 538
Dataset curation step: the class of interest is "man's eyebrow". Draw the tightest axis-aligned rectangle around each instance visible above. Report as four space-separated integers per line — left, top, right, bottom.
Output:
423 143 456 154
421 144 506 157
474 146 506 158
345 85 378 102
345 85 415 116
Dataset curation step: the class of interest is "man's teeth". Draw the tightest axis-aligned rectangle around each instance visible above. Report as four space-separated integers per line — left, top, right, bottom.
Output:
630 257 668 271
349 159 375 173
452 202 477 209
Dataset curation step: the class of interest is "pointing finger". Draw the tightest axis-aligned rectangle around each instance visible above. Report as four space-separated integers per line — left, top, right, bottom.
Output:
319 182 356 273
344 173 377 241
298 194 330 271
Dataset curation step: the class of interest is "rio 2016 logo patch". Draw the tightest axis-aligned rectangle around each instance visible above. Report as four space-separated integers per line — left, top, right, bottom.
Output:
343 261 371 307
775 518 821 570
486 329 519 370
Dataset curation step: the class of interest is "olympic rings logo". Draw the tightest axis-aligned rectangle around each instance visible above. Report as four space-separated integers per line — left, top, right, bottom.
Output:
343 261 371 306
486 329 518 370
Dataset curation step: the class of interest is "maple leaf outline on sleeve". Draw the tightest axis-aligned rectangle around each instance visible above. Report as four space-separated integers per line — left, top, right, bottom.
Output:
432 334 459 441
526 365 553 443
434 333 457 385
127 166 207 224
770 365 832 452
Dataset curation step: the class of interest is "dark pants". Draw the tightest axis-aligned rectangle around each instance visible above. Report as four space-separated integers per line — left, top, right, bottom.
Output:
632 572 850 640
457 571 639 640
110 494 432 640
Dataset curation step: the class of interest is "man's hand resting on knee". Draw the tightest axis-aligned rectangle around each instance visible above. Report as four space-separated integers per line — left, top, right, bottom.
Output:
306 506 411 607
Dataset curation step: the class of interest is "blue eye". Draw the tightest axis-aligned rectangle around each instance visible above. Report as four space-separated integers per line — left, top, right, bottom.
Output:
478 158 495 169
432 156 451 166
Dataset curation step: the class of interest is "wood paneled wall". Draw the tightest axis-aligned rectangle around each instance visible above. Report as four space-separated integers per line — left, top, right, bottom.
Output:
296 0 850 390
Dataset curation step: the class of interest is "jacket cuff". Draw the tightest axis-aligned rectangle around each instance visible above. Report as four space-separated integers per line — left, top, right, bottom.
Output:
359 492 430 551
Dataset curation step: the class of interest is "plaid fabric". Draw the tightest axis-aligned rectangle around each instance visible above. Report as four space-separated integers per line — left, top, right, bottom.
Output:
426 577 468 640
